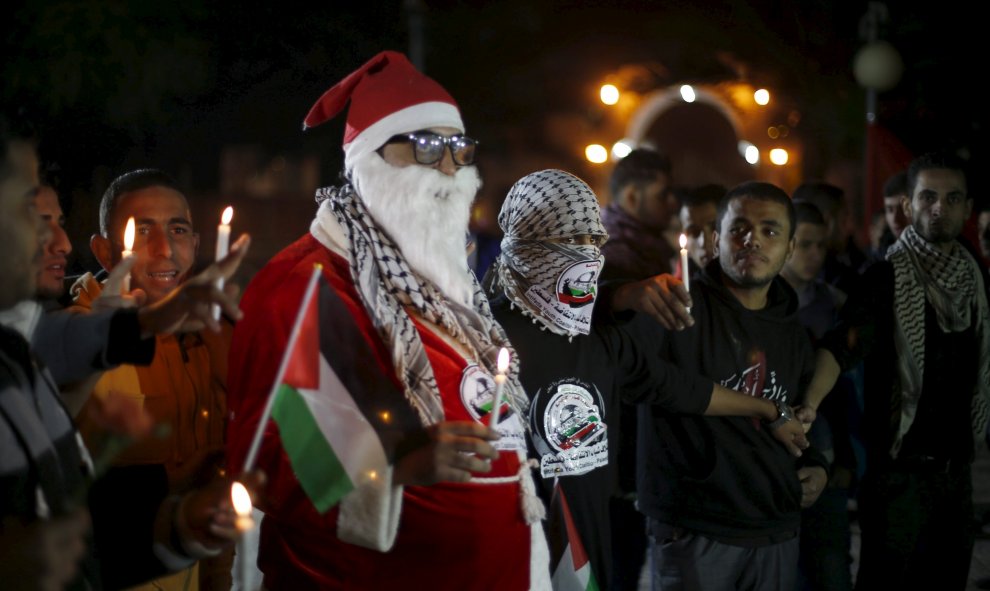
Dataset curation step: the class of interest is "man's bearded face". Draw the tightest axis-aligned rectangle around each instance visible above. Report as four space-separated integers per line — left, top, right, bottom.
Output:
350 148 482 305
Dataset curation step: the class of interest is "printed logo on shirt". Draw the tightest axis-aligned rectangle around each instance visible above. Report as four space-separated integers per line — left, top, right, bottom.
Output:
529 379 609 479
460 363 526 452
718 349 788 429
555 260 600 307
524 260 602 336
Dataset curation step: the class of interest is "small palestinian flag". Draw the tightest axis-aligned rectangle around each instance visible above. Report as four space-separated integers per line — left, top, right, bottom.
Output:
473 393 513 425
549 483 599 591
268 267 420 513
557 280 595 307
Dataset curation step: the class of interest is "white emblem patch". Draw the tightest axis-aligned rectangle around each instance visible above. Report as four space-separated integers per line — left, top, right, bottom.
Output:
460 364 526 452
531 381 608 478
524 259 601 336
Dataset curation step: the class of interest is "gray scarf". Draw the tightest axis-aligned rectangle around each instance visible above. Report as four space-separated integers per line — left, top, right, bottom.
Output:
494 169 608 338
886 224 990 456
316 183 527 426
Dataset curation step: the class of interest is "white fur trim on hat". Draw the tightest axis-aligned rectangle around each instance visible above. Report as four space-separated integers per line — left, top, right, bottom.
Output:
343 101 464 172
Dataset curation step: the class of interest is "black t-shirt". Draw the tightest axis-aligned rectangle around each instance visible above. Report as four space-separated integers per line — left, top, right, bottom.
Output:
491 292 710 585
896 305 977 463
821 253 990 467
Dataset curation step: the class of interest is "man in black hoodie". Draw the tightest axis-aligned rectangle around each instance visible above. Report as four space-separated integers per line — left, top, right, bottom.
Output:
614 181 830 590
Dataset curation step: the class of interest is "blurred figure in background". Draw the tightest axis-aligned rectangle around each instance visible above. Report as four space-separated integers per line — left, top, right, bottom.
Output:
863 170 911 267
677 183 723 278
599 147 679 591
882 170 911 241
781 202 857 591
807 151 990 590
792 181 866 296
33 177 72 305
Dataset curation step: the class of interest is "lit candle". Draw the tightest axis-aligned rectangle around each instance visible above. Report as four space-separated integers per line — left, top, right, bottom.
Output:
121 217 135 294
678 233 690 293
216 206 233 261
213 206 233 321
231 481 255 589
488 348 510 428
679 233 691 314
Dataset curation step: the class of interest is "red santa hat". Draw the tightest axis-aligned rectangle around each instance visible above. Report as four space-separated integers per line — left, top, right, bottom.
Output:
303 50 464 172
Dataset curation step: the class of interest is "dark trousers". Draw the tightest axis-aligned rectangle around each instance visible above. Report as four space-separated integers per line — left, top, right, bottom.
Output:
647 518 799 591
855 462 974 590
610 496 648 590
797 486 853 591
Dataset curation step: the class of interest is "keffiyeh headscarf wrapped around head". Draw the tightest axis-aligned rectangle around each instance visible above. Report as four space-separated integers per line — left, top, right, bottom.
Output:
495 169 608 337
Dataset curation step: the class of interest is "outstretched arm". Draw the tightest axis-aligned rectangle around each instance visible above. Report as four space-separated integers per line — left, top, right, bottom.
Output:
611 274 694 331
705 385 809 457
614 316 808 457
137 234 250 336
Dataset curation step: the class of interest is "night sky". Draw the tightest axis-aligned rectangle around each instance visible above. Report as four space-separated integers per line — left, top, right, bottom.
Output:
4 0 985 276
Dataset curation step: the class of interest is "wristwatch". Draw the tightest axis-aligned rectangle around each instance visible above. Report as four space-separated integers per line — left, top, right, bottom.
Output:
763 398 794 430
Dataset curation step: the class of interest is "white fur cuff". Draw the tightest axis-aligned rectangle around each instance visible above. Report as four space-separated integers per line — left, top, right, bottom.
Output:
336 465 404 551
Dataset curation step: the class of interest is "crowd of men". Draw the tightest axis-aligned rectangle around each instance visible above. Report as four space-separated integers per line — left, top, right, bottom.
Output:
2 49 989 591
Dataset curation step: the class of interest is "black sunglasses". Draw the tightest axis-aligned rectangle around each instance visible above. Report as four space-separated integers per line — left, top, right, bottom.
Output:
386 131 478 166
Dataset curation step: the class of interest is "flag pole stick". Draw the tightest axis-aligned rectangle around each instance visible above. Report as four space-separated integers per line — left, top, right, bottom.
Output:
242 264 323 473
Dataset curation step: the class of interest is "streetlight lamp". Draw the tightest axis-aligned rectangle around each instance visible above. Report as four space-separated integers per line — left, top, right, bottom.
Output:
854 2 904 244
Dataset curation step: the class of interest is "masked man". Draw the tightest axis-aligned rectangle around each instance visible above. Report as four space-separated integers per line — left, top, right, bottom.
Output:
486 169 808 589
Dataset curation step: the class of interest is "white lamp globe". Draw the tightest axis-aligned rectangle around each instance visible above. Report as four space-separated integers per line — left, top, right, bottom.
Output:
853 40 904 91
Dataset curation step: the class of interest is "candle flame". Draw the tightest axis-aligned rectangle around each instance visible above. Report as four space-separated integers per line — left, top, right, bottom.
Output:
679 233 687 249
221 206 234 225
231 481 252 517
124 217 136 251
497 347 510 373
379 411 391 423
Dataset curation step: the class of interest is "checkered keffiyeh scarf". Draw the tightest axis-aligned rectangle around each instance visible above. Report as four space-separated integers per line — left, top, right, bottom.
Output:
315 183 527 426
886 224 990 455
492 169 608 337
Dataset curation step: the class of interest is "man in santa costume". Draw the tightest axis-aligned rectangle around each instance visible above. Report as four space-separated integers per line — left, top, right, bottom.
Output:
225 51 550 590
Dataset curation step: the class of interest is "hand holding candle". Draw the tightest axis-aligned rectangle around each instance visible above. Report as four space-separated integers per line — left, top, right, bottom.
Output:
230 480 254 532
213 206 234 321
679 233 691 313
121 217 136 294
231 480 255 589
488 347 510 429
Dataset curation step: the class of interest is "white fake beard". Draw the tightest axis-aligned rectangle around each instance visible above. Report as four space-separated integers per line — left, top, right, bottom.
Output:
351 151 482 306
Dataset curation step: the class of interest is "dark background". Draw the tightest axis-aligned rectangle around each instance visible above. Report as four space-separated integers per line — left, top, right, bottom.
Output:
3 0 985 284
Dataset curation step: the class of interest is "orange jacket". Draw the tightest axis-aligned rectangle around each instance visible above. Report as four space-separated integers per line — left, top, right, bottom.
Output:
71 273 230 479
